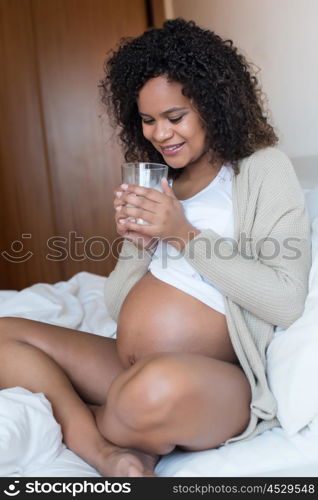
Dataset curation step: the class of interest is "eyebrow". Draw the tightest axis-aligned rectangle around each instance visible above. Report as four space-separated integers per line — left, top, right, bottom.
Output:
139 107 189 117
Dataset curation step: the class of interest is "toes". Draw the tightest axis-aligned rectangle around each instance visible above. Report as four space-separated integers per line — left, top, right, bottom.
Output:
127 464 144 477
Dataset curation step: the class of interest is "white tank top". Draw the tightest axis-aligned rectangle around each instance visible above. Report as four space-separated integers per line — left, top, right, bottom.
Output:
149 164 234 314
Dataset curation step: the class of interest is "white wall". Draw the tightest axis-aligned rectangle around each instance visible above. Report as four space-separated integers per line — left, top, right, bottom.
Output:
165 0 318 179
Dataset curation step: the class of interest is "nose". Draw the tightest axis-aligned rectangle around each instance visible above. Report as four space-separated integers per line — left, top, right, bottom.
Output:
151 121 173 143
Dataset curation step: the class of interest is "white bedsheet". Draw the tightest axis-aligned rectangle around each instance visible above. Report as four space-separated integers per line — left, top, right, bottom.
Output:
0 271 318 477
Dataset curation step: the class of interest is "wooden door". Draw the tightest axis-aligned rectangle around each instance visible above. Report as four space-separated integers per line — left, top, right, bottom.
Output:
0 0 150 289
0 0 62 289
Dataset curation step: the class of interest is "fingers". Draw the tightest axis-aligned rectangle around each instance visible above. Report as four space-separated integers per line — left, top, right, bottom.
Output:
121 184 163 203
113 184 162 237
115 208 135 236
160 177 176 198
118 205 155 225
118 217 154 235
114 186 126 210
115 194 157 217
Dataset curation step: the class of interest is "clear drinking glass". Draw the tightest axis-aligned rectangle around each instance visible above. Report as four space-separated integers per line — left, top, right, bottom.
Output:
121 162 168 225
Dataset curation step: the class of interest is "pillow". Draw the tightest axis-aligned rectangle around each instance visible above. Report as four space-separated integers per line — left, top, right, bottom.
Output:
0 387 64 475
267 216 318 435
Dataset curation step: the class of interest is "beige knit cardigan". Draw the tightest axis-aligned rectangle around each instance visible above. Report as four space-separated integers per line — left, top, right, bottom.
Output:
104 147 311 443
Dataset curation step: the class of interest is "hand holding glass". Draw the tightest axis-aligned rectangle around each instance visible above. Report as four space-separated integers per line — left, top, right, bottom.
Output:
121 162 168 225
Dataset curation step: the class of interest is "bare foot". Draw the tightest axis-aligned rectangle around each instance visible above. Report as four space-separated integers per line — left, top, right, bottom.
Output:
88 404 159 477
96 445 159 477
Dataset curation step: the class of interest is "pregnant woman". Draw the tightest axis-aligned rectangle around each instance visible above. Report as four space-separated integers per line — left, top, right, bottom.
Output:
0 19 310 477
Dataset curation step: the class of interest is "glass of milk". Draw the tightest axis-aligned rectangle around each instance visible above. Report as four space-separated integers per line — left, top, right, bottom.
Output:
121 162 168 225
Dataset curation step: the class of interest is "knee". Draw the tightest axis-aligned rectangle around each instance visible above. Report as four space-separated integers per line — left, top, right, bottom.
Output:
109 354 188 432
96 354 186 454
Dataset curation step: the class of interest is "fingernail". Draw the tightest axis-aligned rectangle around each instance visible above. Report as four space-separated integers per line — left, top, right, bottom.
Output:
119 219 125 224
115 206 121 211
121 183 128 190
115 191 122 198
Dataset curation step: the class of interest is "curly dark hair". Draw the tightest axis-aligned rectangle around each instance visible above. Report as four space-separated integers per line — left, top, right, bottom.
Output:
99 18 278 178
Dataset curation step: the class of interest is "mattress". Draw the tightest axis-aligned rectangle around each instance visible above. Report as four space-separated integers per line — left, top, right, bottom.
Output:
1 271 318 477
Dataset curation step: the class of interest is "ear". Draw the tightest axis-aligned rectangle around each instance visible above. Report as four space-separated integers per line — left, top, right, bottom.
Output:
161 177 176 198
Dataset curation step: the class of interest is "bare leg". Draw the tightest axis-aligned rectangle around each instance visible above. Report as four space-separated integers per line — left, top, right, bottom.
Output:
0 317 158 476
94 353 251 455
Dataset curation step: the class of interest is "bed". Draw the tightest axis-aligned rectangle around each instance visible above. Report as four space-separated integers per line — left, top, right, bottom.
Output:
1 159 318 478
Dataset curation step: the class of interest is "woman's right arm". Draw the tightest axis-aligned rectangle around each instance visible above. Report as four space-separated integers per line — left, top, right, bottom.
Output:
105 185 157 322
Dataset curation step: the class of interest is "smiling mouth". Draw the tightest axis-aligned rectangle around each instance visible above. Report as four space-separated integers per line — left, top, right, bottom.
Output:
160 142 185 154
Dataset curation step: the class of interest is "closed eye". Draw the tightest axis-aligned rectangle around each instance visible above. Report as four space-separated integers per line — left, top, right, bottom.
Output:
169 116 183 123
141 116 184 125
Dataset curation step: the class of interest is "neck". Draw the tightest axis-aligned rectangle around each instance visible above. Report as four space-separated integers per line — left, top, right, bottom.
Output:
180 155 223 182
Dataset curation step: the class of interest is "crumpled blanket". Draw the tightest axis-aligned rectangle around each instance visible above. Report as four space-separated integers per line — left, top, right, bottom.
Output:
0 271 115 476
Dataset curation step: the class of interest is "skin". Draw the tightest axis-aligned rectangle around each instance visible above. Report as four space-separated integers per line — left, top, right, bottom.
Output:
0 76 251 477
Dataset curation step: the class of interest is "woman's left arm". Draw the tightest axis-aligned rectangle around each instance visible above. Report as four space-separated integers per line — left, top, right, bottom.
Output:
184 217 309 328
182 157 311 329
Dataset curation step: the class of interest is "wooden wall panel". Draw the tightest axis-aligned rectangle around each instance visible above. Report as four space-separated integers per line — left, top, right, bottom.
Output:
150 0 166 27
0 0 148 289
0 0 62 289
31 0 148 281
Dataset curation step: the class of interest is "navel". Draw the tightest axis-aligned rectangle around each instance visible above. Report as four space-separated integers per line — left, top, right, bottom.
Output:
128 355 136 366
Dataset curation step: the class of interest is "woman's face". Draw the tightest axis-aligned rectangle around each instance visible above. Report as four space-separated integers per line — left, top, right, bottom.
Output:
137 76 208 171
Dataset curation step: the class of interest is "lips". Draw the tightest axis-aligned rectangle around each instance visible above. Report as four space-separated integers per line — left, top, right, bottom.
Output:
160 142 185 155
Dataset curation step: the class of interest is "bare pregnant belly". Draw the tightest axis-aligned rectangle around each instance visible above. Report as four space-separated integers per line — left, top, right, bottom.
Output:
116 272 238 368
